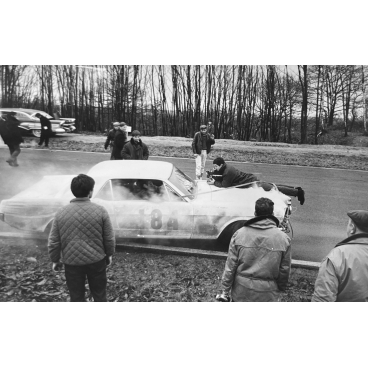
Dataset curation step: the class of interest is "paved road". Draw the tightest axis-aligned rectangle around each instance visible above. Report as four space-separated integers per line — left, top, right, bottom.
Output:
1 146 368 262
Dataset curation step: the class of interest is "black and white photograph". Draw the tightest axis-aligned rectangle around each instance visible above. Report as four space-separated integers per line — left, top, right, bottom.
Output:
1 2 367 367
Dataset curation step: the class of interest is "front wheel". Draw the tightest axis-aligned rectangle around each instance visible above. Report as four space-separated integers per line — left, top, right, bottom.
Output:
32 129 42 138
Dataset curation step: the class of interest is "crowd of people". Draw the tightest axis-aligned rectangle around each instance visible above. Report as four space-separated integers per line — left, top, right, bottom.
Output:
104 121 149 160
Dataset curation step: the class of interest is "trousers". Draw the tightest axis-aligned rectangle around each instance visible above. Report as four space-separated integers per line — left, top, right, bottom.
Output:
7 143 21 166
39 128 50 147
195 150 207 179
64 258 108 302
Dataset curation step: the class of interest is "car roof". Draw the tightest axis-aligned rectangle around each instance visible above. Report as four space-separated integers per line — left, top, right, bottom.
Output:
87 160 174 181
0 108 46 114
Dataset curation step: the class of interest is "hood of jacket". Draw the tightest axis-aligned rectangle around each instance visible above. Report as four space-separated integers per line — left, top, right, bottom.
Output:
244 215 280 229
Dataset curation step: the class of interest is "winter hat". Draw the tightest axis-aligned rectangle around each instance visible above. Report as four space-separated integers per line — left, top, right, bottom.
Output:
213 157 225 166
112 122 120 127
347 210 368 232
132 130 141 136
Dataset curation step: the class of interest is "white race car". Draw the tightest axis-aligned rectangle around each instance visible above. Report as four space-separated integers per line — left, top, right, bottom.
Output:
0 161 292 250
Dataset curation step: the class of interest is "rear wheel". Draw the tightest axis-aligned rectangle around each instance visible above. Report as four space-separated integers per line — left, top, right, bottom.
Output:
217 221 244 252
32 129 42 138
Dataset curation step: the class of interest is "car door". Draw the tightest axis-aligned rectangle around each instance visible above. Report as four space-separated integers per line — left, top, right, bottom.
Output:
93 179 193 240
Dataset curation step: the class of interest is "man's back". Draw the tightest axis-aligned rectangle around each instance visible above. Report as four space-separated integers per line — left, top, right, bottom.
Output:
312 238 368 302
222 217 291 302
49 198 115 266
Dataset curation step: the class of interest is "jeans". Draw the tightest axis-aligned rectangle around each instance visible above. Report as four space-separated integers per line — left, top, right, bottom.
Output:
64 258 108 302
195 150 207 179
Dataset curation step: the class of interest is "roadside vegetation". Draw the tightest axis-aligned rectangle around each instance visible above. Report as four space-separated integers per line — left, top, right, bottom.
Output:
0 243 317 302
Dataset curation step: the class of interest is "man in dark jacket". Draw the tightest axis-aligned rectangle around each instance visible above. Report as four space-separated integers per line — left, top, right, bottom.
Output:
208 157 305 205
35 113 52 148
112 122 128 160
312 210 368 302
104 122 120 159
216 197 291 302
122 130 149 160
192 124 215 179
0 112 24 167
48 174 116 302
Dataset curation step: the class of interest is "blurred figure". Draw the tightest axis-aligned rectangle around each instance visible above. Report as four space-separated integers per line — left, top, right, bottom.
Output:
216 197 291 302
48 174 116 302
112 122 128 160
35 113 52 148
122 130 149 160
0 112 24 167
104 122 120 159
312 210 368 302
192 124 215 180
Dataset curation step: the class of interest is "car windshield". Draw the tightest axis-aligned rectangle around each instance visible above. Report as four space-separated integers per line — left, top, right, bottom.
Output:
169 167 195 200
31 112 53 119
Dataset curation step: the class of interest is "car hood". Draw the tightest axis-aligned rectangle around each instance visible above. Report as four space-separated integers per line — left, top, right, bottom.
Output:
194 180 291 220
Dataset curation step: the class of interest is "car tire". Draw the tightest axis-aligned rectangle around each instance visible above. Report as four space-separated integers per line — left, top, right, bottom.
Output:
32 129 42 138
217 221 244 251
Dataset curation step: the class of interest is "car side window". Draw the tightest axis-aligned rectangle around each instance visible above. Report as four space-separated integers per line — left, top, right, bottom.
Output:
94 181 113 201
164 184 185 202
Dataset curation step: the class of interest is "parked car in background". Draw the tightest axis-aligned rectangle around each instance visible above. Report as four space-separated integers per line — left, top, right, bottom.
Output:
0 108 76 138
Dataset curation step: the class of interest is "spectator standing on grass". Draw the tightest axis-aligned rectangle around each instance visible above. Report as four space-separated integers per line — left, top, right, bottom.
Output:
35 113 52 148
122 130 149 160
312 210 368 302
192 124 215 180
48 174 116 302
216 197 291 302
104 122 120 159
0 112 24 167
208 157 305 205
112 122 128 160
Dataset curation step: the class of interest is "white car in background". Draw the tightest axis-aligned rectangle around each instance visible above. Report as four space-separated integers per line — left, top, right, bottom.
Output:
0 108 76 138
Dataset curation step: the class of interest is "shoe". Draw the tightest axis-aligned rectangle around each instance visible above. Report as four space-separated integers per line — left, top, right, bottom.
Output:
296 187 305 205
6 159 13 166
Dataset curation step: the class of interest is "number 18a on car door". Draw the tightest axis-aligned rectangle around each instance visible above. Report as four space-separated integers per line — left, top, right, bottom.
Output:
115 192 193 240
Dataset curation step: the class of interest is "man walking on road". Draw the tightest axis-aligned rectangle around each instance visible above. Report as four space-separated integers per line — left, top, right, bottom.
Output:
122 130 149 160
48 174 116 302
104 122 120 159
208 157 305 205
112 122 128 160
312 210 368 302
192 124 215 179
35 113 52 148
216 197 291 302
0 112 24 167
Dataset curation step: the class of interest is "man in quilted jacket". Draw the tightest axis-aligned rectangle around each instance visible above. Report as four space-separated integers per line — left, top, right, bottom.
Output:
48 174 116 302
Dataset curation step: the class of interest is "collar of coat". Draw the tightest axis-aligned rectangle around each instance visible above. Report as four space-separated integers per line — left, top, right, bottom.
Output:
70 197 91 203
335 233 368 248
130 137 142 146
243 214 280 228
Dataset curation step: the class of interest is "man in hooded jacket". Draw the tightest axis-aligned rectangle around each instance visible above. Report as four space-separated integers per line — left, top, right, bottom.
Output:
104 122 120 159
312 210 368 302
122 130 149 160
217 197 291 302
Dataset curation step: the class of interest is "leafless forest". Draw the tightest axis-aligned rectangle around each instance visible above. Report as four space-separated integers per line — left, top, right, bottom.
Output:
1 65 367 143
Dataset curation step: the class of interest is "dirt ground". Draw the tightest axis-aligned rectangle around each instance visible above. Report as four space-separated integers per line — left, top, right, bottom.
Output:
0 243 317 302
